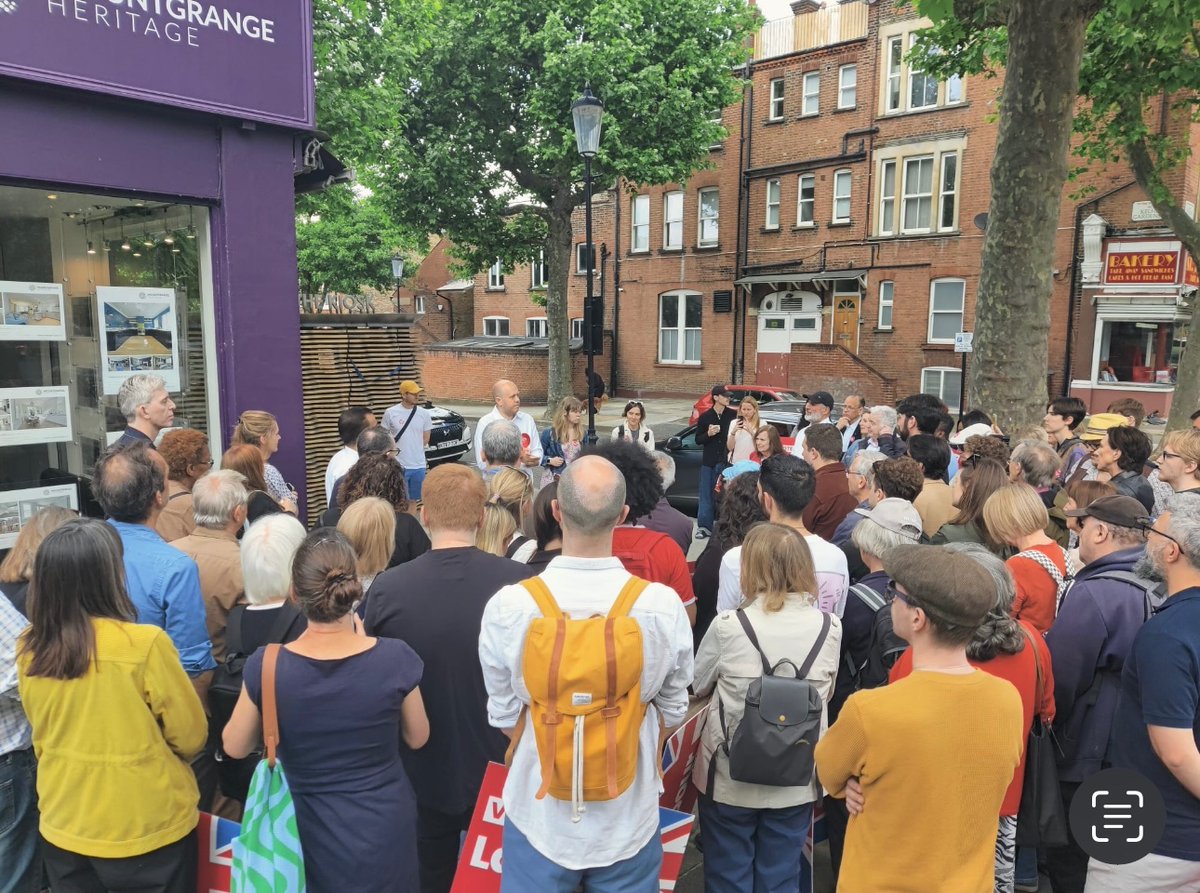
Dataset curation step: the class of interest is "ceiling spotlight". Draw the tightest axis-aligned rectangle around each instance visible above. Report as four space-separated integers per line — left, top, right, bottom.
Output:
164 232 175 245
103 242 112 253
47 194 57 200
87 241 96 255
132 250 142 257
121 239 131 251
171 246 181 254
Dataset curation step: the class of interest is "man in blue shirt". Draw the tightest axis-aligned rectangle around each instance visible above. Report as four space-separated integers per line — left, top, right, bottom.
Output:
1088 493 1200 891
91 443 216 683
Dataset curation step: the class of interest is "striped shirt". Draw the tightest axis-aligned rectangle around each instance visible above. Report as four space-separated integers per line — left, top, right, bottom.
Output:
0 593 31 755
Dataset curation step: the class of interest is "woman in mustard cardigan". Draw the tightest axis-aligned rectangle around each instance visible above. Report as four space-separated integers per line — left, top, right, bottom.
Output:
18 518 207 893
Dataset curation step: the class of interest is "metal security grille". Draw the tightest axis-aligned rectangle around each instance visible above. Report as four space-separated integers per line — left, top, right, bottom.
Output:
299 315 418 518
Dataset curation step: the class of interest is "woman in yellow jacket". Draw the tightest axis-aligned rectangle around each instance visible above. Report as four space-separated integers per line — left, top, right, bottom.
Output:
18 518 207 893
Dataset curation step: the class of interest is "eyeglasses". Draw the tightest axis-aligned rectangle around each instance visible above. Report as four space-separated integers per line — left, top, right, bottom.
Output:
1082 441 1101 451
384 448 399 458
885 584 916 608
1143 523 1184 551
1160 451 1184 462
192 458 215 468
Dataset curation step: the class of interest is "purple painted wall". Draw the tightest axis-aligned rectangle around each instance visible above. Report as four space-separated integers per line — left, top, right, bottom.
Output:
0 80 307 508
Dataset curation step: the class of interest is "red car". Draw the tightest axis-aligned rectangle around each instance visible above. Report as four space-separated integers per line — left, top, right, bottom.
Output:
689 385 803 424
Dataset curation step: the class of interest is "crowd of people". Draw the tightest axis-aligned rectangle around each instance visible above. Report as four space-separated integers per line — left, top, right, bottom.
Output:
2 370 1200 893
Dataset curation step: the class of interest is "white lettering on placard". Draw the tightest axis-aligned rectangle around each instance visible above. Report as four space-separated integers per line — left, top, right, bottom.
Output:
467 836 504 873
45 0 275 47
483 795 506 826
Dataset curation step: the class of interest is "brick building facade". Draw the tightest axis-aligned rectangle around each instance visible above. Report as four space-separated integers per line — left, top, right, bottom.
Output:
421 0 1199 411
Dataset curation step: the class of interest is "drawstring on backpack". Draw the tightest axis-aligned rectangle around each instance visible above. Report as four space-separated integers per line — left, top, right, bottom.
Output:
571 716 587 822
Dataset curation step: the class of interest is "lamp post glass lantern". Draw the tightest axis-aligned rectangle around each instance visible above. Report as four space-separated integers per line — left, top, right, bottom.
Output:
572 86 604 444
391 254 405 313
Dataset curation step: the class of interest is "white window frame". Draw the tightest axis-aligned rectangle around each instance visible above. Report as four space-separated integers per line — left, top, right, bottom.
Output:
885 35 903 113
483 315 509 337
796 174 815 227
663 191 683 250
414 294 426 315
575 242 596 275
571 317 584 340
525 316 547 338
802 71 820 117
927 278 965 344
878 280 894 330
882 24 966 115
879 159 897 236
832 169 852 224
901 155 935 234
658 290 703 365
938 151 959 232
768 78 785 121
530 250 547 289
838 64 857 109
907 33 939 111
631 194 650 253
947 73 964 104
487 260 504 290
698 188 719 247
765 178 781 230
921 366 963 407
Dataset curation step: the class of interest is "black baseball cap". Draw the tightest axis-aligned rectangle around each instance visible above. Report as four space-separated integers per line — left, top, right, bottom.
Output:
711 384 729 398
1063 494 1149 528
805 390 834 409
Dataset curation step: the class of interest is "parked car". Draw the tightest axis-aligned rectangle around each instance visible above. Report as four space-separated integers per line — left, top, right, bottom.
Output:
657 405 802 516
425 404 472 465
688 385 803 424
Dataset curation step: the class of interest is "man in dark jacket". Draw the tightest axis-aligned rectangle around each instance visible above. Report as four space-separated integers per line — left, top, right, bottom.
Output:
1045 494 1154 893
694 385 734 538
799 423 860 541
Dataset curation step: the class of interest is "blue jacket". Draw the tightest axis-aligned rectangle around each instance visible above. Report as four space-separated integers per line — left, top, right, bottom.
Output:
1045 545 1148 781
540 428 566 473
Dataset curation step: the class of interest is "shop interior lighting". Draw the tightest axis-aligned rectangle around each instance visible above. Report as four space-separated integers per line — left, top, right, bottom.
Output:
47 194 57 201
187 207 197 239
120 221 131 251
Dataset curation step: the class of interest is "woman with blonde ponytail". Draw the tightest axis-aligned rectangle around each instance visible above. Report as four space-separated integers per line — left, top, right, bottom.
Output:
222 528 429 892
231 410 296 509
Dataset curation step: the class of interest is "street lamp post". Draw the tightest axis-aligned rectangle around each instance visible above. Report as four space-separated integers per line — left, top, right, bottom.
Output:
571 85 604 445
391 254 405 314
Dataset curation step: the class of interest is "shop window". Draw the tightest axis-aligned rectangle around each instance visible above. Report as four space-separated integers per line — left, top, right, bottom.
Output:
526 317 547 338
928 278 965 343
631 195 650 253
921 367 962 408
484 316 509 337
765 179 781 230
878 280 894 329
0 183 216 537
769 78 785 121
1096 319 1185 384
487 260 505 290
530 251 547 289
698 189 719 247
659 291 702 364
663 191 684 250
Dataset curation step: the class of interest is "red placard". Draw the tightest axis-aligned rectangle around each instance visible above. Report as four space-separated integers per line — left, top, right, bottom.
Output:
450 763 695 893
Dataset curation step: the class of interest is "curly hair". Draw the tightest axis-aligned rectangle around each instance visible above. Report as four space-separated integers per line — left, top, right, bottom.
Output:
589 439 662 522
715 471 767 549
158 429 209 482
964 434 1010 466
872 457 924 503
339 452 408 512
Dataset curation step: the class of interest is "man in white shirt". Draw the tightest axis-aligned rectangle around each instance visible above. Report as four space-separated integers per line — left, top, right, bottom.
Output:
473 379 543 471
718 453 849 617
323 406 375 505
836 393 866 453
479 456 693 891
789 390 835 458
382 380 434 501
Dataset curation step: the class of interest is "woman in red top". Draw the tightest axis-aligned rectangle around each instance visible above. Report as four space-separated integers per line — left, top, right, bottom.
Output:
983 483 1072 633
891 541 1054 893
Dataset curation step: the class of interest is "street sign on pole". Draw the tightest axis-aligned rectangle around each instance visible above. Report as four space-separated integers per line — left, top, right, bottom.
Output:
954 332 972 420
954 332 974 353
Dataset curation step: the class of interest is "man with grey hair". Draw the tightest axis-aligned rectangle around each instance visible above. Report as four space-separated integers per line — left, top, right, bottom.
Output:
1044 495 1153 891
640 450 693 553
836 393 867 452
832 451 887 547
1009 439 1069 547
478 456 693 889
170 470 249 662
473 378 543 470
863 404 907 459
480 419 522 479
114 372 176 449
1083 494 1200 891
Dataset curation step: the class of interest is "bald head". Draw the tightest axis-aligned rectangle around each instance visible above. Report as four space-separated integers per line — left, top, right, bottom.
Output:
493 379 521 419
557 455 627 536
93 442 168 523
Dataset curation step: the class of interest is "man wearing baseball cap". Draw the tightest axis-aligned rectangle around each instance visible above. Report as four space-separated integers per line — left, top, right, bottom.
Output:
694 385 735 538
816 544 1024 893
789 390 835 458
1044 495 1155 891
382 379 434 501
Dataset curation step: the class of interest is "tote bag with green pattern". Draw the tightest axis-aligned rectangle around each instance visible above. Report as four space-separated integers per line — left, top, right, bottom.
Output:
232 644 306 893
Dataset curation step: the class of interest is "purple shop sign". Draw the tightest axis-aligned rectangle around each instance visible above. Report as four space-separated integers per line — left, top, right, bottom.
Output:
0 0 314 129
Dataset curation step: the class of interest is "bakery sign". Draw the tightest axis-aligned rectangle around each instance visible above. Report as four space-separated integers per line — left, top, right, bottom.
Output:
0 0 313 127
1102 240 1193 286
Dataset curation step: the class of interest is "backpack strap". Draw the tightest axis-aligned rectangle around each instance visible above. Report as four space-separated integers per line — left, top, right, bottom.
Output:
604 577 648 797
797 612 833 679
520 576 563 619
1014 547 1066 585
608 576 651 619
266 602 302 645
505 535 532 560
735 610 772 675
262 643 281 768
225 604 247 658
849 583 887 613
520 577 565 799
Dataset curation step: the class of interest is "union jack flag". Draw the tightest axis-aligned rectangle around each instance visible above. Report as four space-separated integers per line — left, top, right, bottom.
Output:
196 811 239 893
657 807 693 892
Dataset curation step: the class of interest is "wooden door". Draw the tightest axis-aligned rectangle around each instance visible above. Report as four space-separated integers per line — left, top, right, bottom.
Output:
833 296 859 351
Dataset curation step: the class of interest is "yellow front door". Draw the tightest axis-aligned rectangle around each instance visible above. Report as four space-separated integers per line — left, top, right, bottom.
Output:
833 296 859 349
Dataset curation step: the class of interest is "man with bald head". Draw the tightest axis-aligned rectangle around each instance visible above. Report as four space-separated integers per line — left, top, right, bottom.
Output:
479 456 694 890
91 442 216 682
473 378 543 470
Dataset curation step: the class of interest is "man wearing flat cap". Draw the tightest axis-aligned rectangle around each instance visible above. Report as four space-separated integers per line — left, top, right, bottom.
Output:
815 544 1024 893
1044 495 1155 891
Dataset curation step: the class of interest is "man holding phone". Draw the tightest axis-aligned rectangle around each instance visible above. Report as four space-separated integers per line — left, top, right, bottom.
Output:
695 385 735 538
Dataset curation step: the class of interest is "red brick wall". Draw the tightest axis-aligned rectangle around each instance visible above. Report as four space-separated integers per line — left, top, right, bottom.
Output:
422 345 591 403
